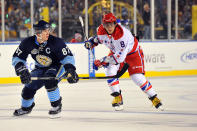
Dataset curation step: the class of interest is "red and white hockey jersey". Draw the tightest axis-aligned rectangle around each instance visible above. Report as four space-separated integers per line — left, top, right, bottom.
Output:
97 24 139 64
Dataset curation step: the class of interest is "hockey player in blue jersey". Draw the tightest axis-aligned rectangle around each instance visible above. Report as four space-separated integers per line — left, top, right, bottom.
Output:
12 20 79 118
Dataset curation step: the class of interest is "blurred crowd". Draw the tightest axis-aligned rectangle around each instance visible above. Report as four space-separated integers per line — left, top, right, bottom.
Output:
1 0 197 41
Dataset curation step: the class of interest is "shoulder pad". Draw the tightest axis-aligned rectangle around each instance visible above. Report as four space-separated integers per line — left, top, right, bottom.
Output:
111 24 124 40
97 25 107 35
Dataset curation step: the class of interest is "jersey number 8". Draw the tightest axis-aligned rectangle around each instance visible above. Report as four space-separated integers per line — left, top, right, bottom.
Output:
120 41 125 48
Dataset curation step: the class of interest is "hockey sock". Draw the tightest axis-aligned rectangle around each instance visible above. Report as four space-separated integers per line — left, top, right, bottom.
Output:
22 98 34 108
131 73 156 97
107 78 120 93
47 87 60 103
140 81 156 97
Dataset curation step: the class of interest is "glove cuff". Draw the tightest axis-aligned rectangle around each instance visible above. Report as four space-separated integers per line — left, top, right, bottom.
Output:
64 64 76 70
15 62 26 76
89 37 99 46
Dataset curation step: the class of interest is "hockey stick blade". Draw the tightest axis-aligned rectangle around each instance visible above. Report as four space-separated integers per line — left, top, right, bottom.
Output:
79 16 84 27
79 16 89 41
31 63 129 80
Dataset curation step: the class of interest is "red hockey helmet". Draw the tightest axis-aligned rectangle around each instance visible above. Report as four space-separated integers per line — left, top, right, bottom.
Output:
102 13 117 23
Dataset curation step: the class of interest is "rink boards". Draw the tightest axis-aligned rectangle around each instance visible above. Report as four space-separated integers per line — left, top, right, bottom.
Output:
0 41 197 84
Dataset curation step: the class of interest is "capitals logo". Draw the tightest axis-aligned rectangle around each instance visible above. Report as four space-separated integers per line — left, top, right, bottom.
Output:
181 49 197 63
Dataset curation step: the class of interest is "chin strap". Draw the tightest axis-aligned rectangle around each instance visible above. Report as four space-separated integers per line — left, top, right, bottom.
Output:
35 34 46 43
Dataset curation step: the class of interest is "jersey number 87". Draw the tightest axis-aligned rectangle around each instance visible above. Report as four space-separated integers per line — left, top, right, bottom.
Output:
62 47 72 56
16 47 23 56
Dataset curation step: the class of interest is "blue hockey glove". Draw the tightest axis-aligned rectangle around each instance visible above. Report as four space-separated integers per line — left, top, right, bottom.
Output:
84 36 99 50
64 64 79 84
15 62 31 84
84 41 92 50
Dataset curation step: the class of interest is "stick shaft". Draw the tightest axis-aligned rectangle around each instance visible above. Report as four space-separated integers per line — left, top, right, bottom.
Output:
31 63 129 80
79 16 96 60
31 76 117 80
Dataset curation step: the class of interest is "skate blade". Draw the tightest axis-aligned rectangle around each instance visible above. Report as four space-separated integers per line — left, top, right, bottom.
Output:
49 113 61 119
158 106 164 111
114 105 124 111
13 112 30 117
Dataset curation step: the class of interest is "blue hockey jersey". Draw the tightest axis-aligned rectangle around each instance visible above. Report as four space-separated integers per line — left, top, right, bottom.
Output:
12 35 75 68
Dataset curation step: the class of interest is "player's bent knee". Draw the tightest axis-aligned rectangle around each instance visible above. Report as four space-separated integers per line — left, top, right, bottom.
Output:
45 85 58 92
22 87 36 100
44 79 58 91
44 70 58 91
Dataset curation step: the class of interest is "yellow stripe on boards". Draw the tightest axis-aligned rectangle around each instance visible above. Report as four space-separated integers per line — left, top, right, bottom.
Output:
95 70 197 78
0 70 197 84
0 77 21 84
145 70 197 77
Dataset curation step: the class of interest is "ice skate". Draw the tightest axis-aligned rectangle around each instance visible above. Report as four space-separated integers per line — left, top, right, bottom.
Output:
111 91 123 111
49 104 62 119
149 95 164 111
13 102 35 116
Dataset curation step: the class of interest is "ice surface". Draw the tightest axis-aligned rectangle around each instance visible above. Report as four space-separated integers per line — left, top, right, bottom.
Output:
0 76 197 131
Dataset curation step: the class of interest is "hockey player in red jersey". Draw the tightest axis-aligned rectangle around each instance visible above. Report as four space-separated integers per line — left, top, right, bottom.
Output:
85 12 163 111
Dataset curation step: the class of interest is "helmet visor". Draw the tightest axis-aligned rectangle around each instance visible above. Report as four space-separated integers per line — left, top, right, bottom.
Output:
34 28 52 34
103 22 116 28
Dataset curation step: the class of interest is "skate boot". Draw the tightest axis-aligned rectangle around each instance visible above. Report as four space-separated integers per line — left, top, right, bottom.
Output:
149 94 164 111
13 102 35 116
111 91 123 111
49 104 62 119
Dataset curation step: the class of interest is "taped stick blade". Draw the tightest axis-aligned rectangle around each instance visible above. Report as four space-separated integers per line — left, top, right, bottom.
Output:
79 16 84 27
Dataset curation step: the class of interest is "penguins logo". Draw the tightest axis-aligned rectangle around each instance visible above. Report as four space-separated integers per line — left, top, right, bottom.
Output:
36 55 52 67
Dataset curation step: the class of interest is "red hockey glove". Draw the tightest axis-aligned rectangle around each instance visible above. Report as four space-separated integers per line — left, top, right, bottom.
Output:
94 59 109 70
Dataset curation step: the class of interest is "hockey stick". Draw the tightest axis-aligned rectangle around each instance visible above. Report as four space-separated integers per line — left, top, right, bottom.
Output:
79 16 88 41
79 16 95 59
31 65 66 81
31 63 129 80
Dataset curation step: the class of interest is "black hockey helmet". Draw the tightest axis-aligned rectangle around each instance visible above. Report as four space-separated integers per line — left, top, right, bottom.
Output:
33 20 50 31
